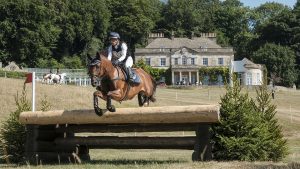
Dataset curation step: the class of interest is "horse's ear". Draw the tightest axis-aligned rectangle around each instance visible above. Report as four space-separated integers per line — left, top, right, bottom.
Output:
87 54 93 61
96 52 101 61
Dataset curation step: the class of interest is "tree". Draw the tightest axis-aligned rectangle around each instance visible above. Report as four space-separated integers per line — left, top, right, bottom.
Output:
162 0 201 37
162 0 220 37
212 77 287 161
107 0 161 59
0 0 110 68
233 31 257 60
292 0 300 87
252 43 297 87
212 78 269 160
253 8 296 49
54 0 110 61
0 0 61 67
0 87 51 163
253 2 290 29
0 88 29 163
254 82 287 161
214 0 249 45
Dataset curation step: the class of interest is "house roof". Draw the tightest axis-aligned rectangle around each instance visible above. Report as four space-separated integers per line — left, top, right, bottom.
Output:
145 37 221 49
233 58 262 72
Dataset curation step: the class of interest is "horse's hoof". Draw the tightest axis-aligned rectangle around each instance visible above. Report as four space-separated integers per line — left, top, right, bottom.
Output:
94 107 103 116
107 105 116 112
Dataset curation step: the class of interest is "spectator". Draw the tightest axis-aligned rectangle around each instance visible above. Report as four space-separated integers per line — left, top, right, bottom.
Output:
272 89 275 99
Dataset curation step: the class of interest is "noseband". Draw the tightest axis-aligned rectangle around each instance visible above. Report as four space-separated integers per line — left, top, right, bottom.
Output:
89 59 101 78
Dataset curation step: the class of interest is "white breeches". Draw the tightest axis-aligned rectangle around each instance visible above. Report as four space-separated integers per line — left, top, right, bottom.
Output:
125 56 133 68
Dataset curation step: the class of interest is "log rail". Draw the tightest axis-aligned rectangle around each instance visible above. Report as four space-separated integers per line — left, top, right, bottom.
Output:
20 105 220 164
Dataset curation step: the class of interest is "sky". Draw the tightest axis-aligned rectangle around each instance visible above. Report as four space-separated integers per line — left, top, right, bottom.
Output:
160 0 298 9
239 0 297 8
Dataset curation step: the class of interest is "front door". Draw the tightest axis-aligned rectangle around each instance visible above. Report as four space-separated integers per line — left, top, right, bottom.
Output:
182 75 188 85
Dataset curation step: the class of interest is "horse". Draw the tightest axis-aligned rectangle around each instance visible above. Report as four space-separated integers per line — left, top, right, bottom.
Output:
48 73 67 84
87 51 157 116
42 73 52 84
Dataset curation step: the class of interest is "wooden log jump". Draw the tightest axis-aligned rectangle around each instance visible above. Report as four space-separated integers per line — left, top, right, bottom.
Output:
20 105 220 164
20 105 219 124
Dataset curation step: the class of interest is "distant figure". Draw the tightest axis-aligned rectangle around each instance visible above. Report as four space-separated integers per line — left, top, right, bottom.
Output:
293 83 296 90
272 89 275 99
56 68 60 75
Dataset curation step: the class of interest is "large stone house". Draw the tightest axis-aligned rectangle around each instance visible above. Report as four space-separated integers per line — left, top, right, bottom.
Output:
135 33 234 85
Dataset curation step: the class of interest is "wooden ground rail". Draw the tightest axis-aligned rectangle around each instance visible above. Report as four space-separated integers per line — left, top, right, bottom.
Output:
19 105 220 164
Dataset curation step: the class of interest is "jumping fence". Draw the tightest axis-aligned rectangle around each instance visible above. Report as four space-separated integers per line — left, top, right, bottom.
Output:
19 105 220 164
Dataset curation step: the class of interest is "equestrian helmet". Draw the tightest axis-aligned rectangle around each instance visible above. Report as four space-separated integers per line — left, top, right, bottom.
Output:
109 32 120 39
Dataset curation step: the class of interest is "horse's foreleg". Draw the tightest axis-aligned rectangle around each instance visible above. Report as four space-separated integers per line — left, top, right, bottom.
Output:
107 89 122 100
93 91 107 116
106 96 116 112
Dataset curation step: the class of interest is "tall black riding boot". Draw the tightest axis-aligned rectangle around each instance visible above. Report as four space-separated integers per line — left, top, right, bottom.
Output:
127 67 134 82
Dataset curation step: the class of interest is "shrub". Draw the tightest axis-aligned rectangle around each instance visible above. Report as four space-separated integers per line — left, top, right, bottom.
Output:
0 86 51 164
0 87 29 164
134 59 167 81
199 67 229 85
0 70 27 79
253 82 287 161
211 77 287 161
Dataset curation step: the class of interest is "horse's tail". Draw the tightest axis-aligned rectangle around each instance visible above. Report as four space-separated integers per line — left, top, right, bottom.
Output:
149 76 157 102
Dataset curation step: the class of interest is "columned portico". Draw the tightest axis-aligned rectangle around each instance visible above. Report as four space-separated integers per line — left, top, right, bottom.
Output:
179 71 182 83
172 71 175 84
172 66 199 85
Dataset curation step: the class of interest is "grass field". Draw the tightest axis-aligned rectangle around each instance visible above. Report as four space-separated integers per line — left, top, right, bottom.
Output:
0 77 300 168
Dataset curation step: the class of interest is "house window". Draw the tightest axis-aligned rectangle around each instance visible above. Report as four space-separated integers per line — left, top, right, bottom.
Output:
146 58 151 65
182 56 187 65
160 46 165 52
191 58 195 65
257 73 260 85
175 58 178 65
160 58 166 66
203 58 208 66
246 72 252 85
218 58 224 65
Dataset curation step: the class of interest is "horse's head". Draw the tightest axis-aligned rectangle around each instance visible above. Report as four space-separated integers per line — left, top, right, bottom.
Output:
87 52 108 87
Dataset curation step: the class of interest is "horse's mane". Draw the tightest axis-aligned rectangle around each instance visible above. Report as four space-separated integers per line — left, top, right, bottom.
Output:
97 50 108 58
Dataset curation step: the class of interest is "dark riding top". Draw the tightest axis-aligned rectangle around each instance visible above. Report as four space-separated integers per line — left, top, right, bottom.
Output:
108 42 130 63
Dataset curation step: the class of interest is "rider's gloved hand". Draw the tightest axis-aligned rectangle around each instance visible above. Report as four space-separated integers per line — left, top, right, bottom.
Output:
112 60 120 66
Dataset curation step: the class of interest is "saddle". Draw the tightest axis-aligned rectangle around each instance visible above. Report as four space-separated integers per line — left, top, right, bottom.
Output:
115 63 141 84
118 66 141 84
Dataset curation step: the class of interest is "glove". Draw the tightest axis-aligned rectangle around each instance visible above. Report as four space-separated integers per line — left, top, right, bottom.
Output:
112 60 120 66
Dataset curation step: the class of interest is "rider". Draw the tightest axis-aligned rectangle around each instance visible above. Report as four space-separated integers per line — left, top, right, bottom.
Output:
107 32 135 82
56 68 61 83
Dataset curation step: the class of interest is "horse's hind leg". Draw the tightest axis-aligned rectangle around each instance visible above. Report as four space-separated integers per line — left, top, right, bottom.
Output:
138 93 144 106
138 93 150 107
143 97 150 106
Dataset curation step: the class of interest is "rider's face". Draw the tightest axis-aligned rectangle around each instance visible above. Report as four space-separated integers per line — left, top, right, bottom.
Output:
110 38 119 46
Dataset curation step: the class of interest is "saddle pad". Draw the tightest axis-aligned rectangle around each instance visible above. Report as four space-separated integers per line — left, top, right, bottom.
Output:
132 69 141 84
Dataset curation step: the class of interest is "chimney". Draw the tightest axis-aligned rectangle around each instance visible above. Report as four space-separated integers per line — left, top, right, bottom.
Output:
191 31 194 40
171 31 174 40
148 32 164 45
200 32 217 42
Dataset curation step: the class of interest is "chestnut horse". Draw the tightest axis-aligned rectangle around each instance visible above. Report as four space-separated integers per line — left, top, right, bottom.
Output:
88 52 157 116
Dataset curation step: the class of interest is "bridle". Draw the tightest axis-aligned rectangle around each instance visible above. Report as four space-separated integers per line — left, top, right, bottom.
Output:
89 59 102 79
